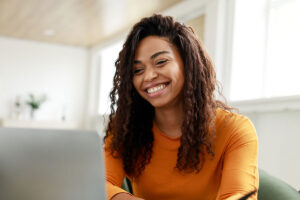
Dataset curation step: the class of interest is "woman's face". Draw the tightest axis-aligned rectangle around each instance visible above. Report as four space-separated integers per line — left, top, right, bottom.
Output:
133 36 185 109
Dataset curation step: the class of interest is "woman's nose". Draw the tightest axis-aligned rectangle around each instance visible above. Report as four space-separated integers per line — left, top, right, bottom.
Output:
144 67 158 82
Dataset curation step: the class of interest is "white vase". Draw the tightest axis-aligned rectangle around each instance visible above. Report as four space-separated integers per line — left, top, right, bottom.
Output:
30 109 37 120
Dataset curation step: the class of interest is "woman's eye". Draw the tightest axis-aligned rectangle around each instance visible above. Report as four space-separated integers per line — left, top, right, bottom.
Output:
156 59 168 65
133 68 143 74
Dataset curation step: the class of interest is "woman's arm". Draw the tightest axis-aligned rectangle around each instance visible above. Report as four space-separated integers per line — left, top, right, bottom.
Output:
104 141 145 200
104 146 130 199
217 117 259 200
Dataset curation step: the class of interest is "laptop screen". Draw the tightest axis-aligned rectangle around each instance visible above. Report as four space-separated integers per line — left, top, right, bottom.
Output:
0 128 106 200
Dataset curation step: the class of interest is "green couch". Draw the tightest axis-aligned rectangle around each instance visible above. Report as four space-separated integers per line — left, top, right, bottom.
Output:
122 169 300 199
258 169 300 199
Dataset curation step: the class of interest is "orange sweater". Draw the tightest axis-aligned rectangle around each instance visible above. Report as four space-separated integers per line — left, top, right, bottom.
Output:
105 109 259 200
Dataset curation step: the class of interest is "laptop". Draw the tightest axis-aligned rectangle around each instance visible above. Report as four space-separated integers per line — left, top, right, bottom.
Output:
0 128 106 200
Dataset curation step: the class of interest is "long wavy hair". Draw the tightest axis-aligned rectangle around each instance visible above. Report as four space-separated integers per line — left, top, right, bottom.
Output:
104 14 231 177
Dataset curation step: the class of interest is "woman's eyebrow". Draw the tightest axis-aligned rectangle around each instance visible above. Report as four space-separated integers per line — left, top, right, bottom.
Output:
150 51 170 59
134 51 170 64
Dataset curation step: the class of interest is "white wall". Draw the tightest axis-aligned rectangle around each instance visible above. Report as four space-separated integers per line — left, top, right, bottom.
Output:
0 37 88 128
244 110 300 189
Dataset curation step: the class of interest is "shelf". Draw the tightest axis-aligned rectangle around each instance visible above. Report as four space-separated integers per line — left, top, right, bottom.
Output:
0 118 79 130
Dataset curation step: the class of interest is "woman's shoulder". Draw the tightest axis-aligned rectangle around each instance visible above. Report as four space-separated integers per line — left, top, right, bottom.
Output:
216 108 252 126
215 108 257 141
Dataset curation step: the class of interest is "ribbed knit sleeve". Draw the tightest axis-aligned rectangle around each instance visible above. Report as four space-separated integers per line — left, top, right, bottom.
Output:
104 141 130 200
216 116 259 200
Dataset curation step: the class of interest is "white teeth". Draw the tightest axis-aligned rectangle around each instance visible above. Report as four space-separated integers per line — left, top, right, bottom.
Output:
147 84 166 94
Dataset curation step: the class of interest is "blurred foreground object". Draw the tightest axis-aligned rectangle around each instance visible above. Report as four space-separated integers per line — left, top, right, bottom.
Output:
0 128 106 200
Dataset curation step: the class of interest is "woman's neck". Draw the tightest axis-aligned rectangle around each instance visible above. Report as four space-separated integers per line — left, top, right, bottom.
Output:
154 104 184 138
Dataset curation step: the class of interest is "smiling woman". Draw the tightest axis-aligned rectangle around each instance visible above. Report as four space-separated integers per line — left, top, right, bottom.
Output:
133 36 184 109
104 14 259 200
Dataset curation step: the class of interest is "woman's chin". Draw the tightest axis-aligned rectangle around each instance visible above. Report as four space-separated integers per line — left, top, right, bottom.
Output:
149 99 168 109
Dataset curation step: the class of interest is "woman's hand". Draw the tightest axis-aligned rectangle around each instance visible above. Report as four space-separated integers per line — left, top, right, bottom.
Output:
111 192 145 200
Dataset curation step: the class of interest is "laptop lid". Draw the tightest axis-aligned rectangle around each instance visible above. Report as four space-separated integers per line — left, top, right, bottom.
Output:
0 128 106 200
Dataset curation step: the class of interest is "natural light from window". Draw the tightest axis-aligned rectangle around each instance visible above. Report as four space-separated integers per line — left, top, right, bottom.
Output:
230 0 300 101
265 0 300 97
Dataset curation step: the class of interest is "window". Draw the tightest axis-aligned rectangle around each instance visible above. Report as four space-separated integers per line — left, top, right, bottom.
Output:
265 0 300 97
98 41 123 115
230 0 300 101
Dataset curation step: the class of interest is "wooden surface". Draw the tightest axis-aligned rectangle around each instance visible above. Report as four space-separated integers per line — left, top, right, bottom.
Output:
0 0 182 47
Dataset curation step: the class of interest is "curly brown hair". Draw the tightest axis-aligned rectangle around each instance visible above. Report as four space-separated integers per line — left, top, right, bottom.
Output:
104 14 231 177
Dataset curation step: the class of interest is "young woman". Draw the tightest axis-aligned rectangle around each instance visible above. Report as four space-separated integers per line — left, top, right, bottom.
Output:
104 14 258 200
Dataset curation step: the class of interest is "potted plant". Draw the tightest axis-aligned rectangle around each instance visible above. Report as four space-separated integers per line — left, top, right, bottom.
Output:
26 94 47 120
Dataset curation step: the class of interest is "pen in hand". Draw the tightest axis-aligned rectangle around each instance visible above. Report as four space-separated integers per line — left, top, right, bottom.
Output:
238 190 257 200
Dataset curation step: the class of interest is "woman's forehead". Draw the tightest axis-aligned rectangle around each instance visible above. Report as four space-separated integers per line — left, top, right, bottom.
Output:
134 36 175 59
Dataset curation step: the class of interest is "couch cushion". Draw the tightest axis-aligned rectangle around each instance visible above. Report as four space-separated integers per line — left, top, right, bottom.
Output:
258 169 300 200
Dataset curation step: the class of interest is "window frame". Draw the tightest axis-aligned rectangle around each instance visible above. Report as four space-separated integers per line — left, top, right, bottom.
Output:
228 0 300 113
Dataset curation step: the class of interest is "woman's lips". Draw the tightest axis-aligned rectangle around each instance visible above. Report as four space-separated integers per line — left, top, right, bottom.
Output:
145 82 169 97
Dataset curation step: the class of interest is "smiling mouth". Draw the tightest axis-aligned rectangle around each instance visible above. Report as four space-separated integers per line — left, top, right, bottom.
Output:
146 83 169 94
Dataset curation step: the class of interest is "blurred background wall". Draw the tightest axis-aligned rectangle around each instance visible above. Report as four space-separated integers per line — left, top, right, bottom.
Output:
0 0 299 190
0 37 88 125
